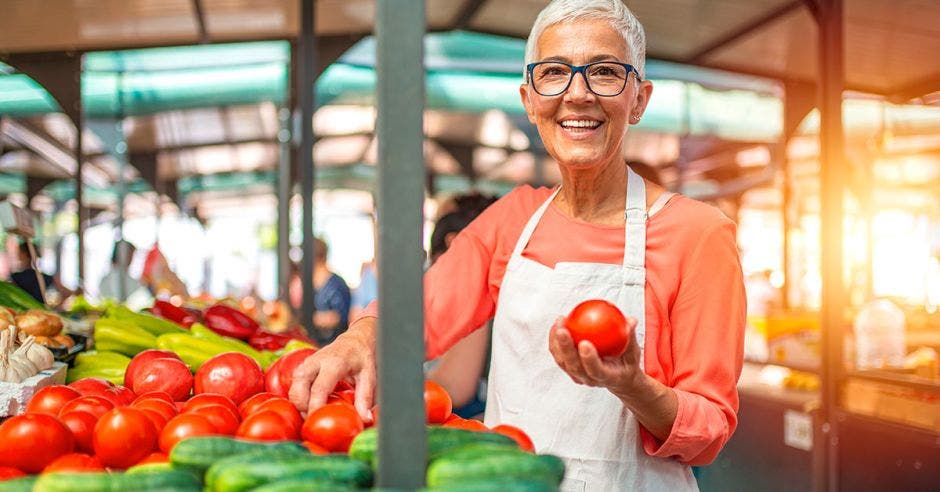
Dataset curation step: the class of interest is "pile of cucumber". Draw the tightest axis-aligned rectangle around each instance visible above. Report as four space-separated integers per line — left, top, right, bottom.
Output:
0 427 564 491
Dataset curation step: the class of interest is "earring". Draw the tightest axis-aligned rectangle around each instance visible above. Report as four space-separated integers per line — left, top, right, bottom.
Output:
631 114 641 123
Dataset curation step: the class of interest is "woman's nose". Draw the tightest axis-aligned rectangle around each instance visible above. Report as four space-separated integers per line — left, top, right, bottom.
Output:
564 71 596 103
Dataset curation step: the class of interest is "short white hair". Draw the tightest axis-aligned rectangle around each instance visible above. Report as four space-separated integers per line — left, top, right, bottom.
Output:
524 0 647 80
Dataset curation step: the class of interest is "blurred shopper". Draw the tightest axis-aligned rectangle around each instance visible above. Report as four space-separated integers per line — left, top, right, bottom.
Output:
10 241 72 304
98 240 148 301
427 193 498 419
141 246 189 298
292 2 745 489
350 259 377 320
311 237 351 347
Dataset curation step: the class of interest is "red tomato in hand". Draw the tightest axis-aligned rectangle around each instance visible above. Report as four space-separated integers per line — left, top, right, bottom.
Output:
424 380 453 424
264 348 316 397
58 410 98 454
58 395 114 419
189 404 240 436
492 424 535 452
237 392 279 419
93 407 158 469
159 414 218 454
124 349 181 389
301 403 364 452
182 393 239 416
0 414 75 473
42 453 105 473
564 299 629 357
236 410 297 441
131 358 193 401
26 385 81 416
194 353 264 405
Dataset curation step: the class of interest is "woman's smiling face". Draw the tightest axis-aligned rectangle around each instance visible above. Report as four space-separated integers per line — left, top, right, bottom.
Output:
521 18 651 172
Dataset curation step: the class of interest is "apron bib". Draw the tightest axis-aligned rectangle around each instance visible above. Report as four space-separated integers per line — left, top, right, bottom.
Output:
483 168 697 491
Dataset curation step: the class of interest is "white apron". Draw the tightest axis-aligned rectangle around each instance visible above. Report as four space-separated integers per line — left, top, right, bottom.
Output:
483 167 697 491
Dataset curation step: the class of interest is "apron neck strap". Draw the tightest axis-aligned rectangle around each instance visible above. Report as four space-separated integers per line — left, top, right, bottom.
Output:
508 166 648 266
623 167 647 270
509 186 561 259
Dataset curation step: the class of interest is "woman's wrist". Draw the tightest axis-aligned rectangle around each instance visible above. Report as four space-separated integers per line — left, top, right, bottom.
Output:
612 373 678 441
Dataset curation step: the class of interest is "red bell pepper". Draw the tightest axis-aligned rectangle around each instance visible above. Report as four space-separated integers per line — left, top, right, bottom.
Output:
203 304 261 340
247 330 293 351
151 300 198 328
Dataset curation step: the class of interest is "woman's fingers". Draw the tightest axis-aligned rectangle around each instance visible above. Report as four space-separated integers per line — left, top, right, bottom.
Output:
354 363 377 422
579 341 615 383
289 356 320 412
307 363 346 413
549 325 590 383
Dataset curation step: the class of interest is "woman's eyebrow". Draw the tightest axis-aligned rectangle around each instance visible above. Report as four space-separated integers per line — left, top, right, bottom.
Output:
538 54 623 63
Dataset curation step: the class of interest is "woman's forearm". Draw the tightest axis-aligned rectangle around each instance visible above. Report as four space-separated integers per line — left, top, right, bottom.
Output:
613 373 677 442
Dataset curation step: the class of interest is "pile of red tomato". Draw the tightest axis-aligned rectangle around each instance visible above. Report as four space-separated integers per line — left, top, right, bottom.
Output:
0 348 533 480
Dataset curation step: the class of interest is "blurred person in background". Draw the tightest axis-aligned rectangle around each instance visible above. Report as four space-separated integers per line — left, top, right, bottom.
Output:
10 241 72 304
141 245 189 298
426 193 498 419
310 237 352 347
350 259 377 320
98 240 148 301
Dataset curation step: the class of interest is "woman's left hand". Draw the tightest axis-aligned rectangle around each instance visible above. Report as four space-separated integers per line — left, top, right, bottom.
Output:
547 316 642 398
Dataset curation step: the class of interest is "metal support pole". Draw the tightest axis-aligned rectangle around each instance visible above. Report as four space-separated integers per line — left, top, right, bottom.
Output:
375 0 427 488
277 107 292 304
75 105 85 291
815 1 845 491
298 0 317 332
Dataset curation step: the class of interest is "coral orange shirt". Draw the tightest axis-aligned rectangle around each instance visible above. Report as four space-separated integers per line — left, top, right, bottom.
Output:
361 185 746 466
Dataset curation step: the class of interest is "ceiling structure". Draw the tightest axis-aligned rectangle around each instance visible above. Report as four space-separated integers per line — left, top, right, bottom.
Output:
0 0 938 211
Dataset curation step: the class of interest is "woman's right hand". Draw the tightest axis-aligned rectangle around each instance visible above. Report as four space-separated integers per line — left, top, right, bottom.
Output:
289 317 377 421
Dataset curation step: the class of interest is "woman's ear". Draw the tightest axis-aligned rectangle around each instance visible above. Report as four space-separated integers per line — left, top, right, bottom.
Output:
631 80 654 122
519 84 537 125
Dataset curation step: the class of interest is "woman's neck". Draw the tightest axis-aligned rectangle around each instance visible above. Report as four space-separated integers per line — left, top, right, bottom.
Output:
555 158 629 223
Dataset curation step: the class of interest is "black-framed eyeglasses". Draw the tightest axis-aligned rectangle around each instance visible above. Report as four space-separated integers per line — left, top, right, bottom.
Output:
526 61 641 97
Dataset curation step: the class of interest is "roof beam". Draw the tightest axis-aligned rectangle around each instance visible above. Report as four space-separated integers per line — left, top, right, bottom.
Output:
890 71 940 102
191 0 210 44
688 1 805 63
452 0 488 30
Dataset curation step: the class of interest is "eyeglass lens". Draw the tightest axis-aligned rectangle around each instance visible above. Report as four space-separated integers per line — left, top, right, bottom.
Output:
531 62 629 96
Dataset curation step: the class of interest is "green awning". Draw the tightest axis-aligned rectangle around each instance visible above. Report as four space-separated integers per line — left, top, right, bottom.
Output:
1 33 784 141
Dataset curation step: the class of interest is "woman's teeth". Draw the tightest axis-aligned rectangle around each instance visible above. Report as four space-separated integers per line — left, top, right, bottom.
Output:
560 120 601 130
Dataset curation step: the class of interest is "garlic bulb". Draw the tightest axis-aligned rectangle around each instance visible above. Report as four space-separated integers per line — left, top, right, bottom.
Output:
19 337 54 371
0 326 45 383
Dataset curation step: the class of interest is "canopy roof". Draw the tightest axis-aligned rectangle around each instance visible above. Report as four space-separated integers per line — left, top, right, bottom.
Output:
1 0 937 100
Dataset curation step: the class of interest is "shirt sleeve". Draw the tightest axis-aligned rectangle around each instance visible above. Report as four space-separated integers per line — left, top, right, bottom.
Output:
641 219 747 466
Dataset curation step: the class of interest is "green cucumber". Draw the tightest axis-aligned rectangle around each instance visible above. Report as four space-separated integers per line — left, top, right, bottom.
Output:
0 476 38 492
423 478 559 491
249 479 361 492
349 426 517 468
33 470 200 492
169 436 307 475
426 447 564 487
205 453 372 492
0 281 47 310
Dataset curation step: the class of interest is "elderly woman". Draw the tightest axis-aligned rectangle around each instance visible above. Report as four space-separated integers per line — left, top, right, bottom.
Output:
290 0 745 489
